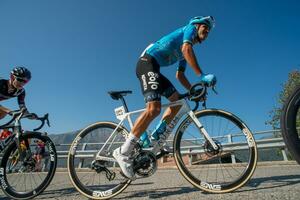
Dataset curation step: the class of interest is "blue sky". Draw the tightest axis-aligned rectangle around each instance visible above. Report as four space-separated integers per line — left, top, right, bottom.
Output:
0 0 299 134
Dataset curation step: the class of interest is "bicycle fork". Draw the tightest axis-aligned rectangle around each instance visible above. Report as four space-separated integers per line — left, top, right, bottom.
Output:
13 120 32 162
188 110 219 150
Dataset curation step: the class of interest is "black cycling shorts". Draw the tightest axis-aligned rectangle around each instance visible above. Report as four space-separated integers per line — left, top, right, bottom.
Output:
136 54 176 103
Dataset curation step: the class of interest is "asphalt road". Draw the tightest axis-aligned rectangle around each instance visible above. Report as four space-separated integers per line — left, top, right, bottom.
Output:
1 162 300 200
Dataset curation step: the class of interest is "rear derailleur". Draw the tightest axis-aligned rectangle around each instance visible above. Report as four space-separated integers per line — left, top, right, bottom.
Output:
91 160 116 181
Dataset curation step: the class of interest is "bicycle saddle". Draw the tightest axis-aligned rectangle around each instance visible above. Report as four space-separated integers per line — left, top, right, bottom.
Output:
108 90 132 100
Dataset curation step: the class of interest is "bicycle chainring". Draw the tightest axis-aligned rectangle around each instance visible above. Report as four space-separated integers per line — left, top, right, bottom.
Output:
133 150 157 178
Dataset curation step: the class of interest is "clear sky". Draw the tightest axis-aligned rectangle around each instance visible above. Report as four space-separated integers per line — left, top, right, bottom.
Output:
0 0 299 134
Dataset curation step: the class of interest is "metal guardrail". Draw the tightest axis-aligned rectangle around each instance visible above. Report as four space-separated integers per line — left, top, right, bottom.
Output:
0 129 288 168
51 129 290 168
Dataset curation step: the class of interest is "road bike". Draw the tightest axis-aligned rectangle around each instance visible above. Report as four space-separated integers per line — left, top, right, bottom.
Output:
0 108 57 199
67 82 258 199
281 85 300 164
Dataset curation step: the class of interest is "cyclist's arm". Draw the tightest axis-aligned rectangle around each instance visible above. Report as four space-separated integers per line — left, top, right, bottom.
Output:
17 90 27 110
176 71 192 90
181 43 202 76
0 105 11 114
176 60 191 90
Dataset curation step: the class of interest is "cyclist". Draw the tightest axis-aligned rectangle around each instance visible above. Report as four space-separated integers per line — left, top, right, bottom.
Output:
0 66 32 120
113 16 217 180
34 140 46 171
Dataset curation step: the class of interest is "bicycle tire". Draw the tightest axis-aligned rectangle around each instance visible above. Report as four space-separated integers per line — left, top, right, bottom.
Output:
0 132 57 199
67 121 131 200
281 85 300 164
173 109 257 193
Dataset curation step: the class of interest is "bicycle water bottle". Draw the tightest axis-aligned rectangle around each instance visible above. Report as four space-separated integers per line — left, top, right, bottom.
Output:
0 129 12 140
0 129 12 151
151 120 167 141
139 131 151 148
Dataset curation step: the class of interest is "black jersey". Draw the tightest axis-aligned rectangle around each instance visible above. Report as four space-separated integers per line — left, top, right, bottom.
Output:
0 79 26 108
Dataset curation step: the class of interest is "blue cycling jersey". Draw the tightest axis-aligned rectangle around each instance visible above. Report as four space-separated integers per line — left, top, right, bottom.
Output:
145 24 198 71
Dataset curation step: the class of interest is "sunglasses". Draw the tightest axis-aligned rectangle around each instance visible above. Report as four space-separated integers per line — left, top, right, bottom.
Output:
15 77 29 84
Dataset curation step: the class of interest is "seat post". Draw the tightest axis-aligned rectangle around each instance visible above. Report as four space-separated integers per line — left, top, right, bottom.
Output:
120 96 129 112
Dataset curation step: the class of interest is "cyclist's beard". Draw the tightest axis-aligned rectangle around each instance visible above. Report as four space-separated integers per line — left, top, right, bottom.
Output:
198 30 209 43
198 34 208 43
195 36 202 44
197 36 206 44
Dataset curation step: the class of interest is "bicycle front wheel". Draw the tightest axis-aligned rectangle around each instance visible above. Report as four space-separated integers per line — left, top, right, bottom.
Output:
67 121 131 200
0 132 57 199
173 109 257 193
281 85 300 164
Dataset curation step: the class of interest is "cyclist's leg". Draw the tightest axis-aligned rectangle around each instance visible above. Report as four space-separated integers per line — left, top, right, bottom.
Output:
132 53 163 139
113 54 162 179
163 92 181 122
160 75 181 123
131 101 161 138
118 102 161 157
150 76 180 151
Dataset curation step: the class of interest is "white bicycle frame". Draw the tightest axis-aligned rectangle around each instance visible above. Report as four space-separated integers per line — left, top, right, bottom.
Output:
95 97 218 161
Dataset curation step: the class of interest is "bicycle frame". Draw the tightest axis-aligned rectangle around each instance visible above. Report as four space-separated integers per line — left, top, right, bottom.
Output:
95 97 218 161
0 114 30 161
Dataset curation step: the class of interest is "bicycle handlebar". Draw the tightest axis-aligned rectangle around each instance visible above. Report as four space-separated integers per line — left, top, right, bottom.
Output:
180 82 217 111
0 108 25 128
33 113 50 131
0 108 50 131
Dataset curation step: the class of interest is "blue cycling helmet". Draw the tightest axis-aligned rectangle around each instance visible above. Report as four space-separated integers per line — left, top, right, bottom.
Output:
189 16 215 29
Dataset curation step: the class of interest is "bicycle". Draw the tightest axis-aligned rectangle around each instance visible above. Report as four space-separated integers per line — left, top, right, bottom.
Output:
67 82 258 199
0 108 57 199
281 85 300 164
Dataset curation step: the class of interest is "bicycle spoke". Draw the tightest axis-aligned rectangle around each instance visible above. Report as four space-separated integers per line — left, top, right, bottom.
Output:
1 134 57 199
68 122 131 199
174 109 257 193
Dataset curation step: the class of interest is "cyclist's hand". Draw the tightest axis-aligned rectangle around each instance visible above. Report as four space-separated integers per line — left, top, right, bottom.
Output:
23 110 38 120
8 110 21 117
200 74 217 87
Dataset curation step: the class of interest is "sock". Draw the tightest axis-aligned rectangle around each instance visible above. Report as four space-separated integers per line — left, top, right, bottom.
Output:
151 120 167 140
121 133 139 155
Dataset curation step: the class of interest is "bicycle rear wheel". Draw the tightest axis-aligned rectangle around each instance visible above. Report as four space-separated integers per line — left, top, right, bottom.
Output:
173 109 257 193
281 85 300 164
0 132 57 199
67 121 131 200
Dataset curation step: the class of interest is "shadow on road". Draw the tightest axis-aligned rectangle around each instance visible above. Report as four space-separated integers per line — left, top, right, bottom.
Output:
34 187 79 199
0 196 10 200
4 174 299 199
239 174 300 192
118 175 300 199
116 186 199 199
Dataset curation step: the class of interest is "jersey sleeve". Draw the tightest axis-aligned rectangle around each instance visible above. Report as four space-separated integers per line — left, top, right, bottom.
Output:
183 25 198 45
177 59 187 72
17 90 26 109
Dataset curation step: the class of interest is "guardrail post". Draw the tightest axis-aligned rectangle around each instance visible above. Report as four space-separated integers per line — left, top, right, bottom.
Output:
281 148 288 161
227 134 236 163
188 148 193 166
42 156 49 172
78 143 87 168
161 156 167 164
